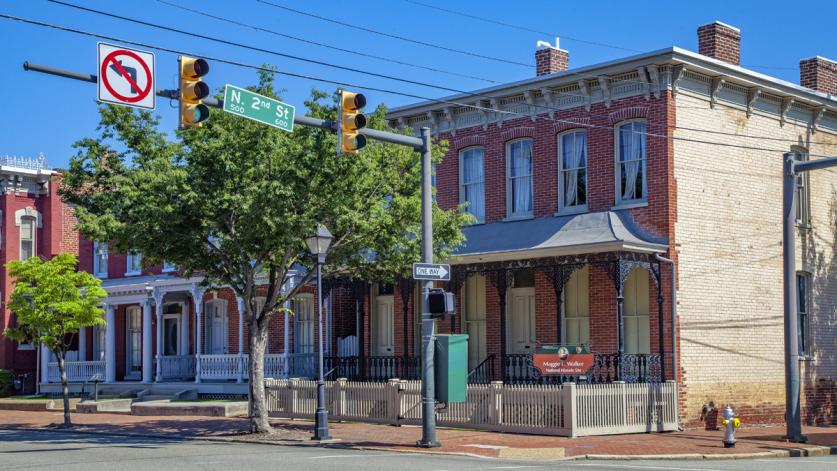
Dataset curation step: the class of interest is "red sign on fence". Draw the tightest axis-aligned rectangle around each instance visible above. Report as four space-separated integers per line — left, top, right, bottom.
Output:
532 353 594 375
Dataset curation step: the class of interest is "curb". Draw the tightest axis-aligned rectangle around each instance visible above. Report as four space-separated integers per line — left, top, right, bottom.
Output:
1 425 834 461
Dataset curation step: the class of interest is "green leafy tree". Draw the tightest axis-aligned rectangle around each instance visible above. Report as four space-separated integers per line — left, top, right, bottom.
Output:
60 72 470 433
4 253 107 426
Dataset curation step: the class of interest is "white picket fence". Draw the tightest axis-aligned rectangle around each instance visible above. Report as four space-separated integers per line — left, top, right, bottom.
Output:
265 379 679 437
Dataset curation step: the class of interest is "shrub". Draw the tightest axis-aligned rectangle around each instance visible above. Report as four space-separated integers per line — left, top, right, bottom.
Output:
0 369 13 397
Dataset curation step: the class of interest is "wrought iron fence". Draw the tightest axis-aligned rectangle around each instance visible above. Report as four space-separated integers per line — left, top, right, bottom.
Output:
467 354 496 384
503 353 662 385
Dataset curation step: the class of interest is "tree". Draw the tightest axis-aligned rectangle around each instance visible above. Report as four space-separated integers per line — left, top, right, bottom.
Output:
60 73 470 433
4 253 107 426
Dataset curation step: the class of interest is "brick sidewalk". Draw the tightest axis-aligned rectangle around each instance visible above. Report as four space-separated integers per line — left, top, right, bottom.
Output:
1 410 834 459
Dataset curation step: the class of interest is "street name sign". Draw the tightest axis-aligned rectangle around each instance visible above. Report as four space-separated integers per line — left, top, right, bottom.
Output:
97 43 155 110
222 84 295 132
413 263 451 281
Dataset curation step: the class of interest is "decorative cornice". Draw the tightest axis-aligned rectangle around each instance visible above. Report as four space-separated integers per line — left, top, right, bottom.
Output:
554 117 591 134
501 126 535 142
577 80 591 111
646 65 661 99
746 87 762 117
710 77 726 109
608 107 648 124
636 66 651 101
597 76 611 108
780 97 795 126
671 65 686 98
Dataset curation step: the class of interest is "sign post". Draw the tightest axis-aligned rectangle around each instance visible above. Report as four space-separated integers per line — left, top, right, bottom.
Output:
97 43 155 110
222 84 295 133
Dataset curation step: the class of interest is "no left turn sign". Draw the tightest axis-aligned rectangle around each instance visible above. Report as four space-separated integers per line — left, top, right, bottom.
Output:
97 42 155 110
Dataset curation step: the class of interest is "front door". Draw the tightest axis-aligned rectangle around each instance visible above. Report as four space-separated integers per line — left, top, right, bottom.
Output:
507 287 536 354
163 316 180 356
125 306 142 380
207 301 228 355
372 294 395 356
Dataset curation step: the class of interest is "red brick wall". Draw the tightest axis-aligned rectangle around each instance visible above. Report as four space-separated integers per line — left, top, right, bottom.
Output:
800 57 837 95
697 22 741 66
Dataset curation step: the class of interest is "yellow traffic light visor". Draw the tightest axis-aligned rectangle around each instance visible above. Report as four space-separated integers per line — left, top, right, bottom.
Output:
181 57 209 79
341 91 366 112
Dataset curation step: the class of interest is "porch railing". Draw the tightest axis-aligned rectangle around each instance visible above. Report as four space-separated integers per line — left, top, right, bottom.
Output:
158 355 196 380
467 354 496 384
503 353 662 384
200 354 242 380
46 361 105 383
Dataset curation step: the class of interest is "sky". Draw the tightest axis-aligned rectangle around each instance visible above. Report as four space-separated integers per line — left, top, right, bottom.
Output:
1 0 835 170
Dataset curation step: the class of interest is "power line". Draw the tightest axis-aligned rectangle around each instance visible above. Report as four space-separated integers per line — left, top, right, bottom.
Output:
153 0 500 84
254 0 533 68
2 14 832 158
402 0 641 53
48 0 487 96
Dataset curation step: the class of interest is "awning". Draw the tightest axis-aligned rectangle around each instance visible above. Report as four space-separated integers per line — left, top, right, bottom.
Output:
451 211 668 264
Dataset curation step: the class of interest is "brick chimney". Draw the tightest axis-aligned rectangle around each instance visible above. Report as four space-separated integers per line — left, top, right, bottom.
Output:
697 21 741 65
800 56 837 95
535 38 569 76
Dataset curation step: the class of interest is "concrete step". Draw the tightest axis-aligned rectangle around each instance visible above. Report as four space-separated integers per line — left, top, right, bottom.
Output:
130 400 248 417
76 398 133 414
137 388 198 401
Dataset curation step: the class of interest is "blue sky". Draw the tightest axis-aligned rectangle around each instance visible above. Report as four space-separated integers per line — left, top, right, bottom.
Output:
1 0 835 169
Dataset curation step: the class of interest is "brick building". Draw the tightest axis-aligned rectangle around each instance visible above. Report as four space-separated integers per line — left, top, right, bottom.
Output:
10 21 836 429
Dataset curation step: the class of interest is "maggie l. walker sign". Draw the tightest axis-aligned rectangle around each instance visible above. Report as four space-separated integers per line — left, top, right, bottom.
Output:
532 345 594 375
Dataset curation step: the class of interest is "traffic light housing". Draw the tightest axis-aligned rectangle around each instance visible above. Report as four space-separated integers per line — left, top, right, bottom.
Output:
338 90 367 154
179 56 210 128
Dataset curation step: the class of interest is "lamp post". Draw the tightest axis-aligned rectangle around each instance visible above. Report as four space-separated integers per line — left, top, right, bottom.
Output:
306 223 333 441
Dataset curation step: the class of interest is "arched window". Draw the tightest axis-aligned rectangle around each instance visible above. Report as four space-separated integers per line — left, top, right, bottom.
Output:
506 139 534 218
459 147 485 223
558 130 588 212
623 269 650 354
615 121 647 205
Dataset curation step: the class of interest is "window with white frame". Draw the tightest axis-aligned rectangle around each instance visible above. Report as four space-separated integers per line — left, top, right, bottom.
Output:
563 265 589 344
616 121 647 205
94 242 109 278
797 272 811 356
623 269 650 354
19 216 36 261
506 139 534 218
125 251 142 276
459 147 485 223
558 130 588 211
792 146 811 226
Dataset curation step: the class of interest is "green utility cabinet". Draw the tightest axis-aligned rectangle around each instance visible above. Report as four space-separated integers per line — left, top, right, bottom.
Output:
434 334 469 403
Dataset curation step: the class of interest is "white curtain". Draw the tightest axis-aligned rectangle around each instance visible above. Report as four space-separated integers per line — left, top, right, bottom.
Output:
562 132 587 207
620 122 646 201
511 141 533 214
462 149 485 222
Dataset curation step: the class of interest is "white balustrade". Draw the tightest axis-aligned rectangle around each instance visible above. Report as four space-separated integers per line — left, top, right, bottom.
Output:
158 355 196 380
46 361 106 383
199 354 243 380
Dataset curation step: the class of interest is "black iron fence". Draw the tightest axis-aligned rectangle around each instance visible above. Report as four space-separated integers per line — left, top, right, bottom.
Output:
503 353 663 385
321 355 421 382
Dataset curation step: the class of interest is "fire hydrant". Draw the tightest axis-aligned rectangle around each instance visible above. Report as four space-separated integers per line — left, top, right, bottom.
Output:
721 405 741 448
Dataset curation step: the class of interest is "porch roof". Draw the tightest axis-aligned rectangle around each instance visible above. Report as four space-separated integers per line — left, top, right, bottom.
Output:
451 210 667 264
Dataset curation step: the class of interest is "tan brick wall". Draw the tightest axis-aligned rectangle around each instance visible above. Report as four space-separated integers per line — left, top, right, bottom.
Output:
674 92 837 426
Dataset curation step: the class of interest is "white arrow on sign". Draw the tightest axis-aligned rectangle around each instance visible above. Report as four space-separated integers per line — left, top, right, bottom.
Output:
413 264 450 280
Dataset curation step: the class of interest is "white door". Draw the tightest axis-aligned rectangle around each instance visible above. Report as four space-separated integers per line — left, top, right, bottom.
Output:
125 306 142 379
206 300 228 354
294 295 315 354
373 295 395 356
507 287 536 354
624 269 650 354
465 275 487 369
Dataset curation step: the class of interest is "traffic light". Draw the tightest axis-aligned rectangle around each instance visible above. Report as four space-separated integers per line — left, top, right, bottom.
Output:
338 90 367 154
179 56 210 128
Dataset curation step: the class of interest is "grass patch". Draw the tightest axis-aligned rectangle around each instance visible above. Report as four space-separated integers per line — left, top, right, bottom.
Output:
2 396 50 401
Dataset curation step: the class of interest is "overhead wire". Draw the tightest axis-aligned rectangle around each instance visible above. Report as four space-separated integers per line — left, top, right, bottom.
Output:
2 14 834 158
152 0 501 84
254 0 534 68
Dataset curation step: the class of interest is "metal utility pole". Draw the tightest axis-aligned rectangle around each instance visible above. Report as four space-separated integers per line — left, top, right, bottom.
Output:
417 126 440 448
782 151 837 443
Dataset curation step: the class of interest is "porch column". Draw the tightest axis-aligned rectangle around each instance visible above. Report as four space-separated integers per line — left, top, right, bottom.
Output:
180 303 190 356
283 300 290 377
490 269 509 382
192 284 205 384
78 326 87 362
615 263 626 381
105 304 116 383
154 289 164 382
236 296 245 383
655 265 666 380
40 344 50 384
142 298 153 383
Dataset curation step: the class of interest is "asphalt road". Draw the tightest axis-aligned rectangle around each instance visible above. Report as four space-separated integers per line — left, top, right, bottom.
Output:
0 429 835 471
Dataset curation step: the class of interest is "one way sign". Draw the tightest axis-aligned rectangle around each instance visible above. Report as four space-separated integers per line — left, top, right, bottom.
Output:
413 263 451 281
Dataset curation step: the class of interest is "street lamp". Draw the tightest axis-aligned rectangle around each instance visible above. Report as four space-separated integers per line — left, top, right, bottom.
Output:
305 223 333 441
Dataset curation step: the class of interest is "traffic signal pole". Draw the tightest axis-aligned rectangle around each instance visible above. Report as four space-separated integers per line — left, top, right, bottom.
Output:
23 60 438 445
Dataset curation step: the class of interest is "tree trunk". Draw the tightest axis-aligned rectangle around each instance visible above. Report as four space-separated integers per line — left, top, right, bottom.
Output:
248 319 271 433
56 351 72 427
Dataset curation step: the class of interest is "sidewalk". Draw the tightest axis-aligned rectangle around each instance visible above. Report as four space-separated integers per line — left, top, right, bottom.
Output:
1 409 834 460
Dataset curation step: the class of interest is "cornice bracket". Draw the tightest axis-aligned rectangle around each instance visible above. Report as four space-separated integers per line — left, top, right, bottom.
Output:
597 75 611 108
746 87 762 118
577 80 591 111
710 77 725 109
646 64 661 99
636 66 651 101
671 65 686 98
780 97 794 127
523 90 537 122
540 87 555 118
812 106 826 134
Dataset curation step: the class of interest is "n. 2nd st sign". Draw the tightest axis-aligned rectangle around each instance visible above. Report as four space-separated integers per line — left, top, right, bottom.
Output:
222 84 295 132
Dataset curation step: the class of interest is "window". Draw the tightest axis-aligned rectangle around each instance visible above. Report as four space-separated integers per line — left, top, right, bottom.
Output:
19 216 35 261
92 324 106 361
616 121 647 205
464 275 487 369
506 139 534 218
126 251 142 276
558 131 588 212
162 261 177 273
94 242 109 278
797 272 811 356
563 265 589 344
623 269 650 354
793 146 810 226
459 147 485 222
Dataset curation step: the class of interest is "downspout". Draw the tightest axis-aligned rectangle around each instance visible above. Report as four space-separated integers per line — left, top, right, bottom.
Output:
655 253 681 429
